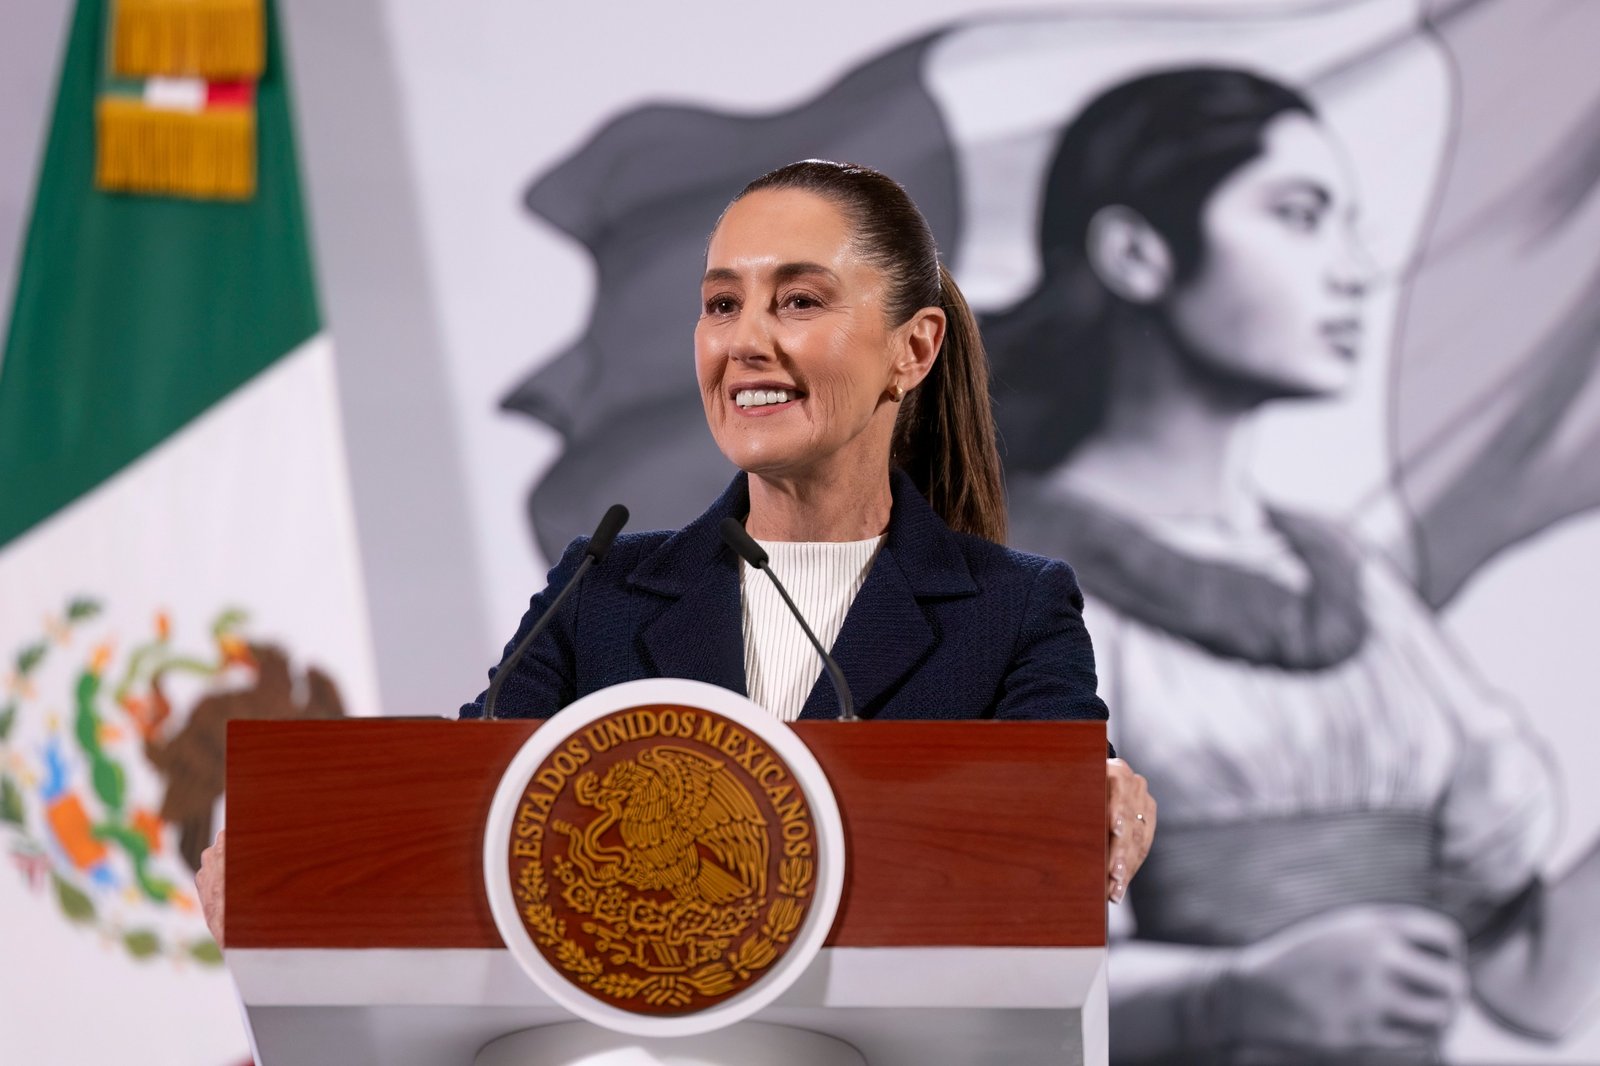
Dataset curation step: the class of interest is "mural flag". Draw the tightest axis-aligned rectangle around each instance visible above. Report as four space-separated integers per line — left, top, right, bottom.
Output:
0 1 377 1063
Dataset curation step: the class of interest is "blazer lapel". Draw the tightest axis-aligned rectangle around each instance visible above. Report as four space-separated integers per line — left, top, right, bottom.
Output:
638 557 746 694
797 544 932 719
797 469 977 719
631 473 748 695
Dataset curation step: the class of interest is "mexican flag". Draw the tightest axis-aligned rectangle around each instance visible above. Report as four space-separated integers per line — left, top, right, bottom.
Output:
0 1 377 1063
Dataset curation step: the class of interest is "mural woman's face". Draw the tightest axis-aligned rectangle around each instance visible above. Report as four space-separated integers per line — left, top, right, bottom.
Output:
695 189 924 481
1166 111 1372 398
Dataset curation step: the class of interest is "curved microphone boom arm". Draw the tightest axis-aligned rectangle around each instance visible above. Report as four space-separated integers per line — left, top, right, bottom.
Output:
482 504 629 721
719 516 859 723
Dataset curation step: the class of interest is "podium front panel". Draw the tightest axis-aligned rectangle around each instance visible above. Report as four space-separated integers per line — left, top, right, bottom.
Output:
226 718 1106 950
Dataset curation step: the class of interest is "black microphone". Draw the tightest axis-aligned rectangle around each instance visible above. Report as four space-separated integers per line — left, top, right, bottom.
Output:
482 504 629 721
719 516 858 722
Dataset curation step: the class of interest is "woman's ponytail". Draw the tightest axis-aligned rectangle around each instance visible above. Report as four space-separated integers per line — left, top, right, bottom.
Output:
892 265 1006 542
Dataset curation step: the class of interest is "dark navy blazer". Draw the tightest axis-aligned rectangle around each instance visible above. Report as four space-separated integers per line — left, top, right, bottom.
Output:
461 469 1110 731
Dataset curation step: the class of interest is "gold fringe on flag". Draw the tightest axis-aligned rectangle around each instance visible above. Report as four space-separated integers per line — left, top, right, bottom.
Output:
111 0 265 81
96 97 256 200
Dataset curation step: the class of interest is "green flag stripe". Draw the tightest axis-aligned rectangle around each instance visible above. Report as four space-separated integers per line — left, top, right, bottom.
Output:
0 0 320 549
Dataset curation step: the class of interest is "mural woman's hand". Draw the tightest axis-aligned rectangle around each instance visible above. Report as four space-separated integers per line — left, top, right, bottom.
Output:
1220 904 1467 1053
196 828 226 948
1107 757 1155 903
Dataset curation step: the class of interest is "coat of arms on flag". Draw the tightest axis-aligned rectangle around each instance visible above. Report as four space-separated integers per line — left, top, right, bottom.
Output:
0 598 345 964
0 1 377 1060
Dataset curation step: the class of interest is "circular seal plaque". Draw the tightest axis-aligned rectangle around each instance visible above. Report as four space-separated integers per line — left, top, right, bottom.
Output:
484 679 845 1037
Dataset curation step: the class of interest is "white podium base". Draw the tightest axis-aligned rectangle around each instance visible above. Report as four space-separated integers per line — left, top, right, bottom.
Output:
476 1021 866 1066
231 945 1106 1065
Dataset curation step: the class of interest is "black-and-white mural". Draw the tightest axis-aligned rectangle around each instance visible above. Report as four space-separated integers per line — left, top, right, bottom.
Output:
499 2 1600 1061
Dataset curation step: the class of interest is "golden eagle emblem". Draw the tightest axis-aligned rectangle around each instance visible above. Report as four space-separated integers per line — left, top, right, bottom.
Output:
556 746 769 905
507 705 818 1014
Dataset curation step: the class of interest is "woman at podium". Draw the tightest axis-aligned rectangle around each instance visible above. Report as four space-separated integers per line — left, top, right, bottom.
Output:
200 159 1155 944
459 159 1154 901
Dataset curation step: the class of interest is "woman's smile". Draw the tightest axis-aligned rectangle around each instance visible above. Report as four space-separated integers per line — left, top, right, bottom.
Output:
729 381 805 415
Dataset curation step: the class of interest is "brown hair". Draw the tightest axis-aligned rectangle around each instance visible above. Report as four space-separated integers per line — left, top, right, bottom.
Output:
733 160 1007 542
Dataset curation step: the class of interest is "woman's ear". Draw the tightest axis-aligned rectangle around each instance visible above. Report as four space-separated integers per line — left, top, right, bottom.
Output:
1086 205 1174 304
894 305 946 391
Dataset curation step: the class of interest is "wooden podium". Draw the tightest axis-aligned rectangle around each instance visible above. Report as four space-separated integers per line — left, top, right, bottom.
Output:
224 718 1109 1065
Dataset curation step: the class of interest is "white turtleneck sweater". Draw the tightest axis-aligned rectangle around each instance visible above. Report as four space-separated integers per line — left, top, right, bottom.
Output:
740 535 885 721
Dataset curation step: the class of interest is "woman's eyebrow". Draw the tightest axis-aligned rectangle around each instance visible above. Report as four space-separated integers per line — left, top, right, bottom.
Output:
701 262 840 286
772 262 839 284
1267 178 1332 206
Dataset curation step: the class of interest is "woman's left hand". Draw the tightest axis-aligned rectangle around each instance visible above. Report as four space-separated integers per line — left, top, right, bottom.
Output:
1107 757 1155 903
196 829 225 947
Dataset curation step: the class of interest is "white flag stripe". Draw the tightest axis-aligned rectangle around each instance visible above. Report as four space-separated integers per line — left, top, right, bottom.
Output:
0 332 378 717
0 333 378 1065
142 77 207 113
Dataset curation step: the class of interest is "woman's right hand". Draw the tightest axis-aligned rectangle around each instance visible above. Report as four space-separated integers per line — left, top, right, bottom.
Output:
1219 904 1468 1054
196 829 226 947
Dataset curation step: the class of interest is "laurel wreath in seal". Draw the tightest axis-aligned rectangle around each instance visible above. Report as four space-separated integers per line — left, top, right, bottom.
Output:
515 845 816 1009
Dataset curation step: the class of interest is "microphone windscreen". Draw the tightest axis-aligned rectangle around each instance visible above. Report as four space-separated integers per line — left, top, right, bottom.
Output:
719 516 768 568
587 504 630 562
